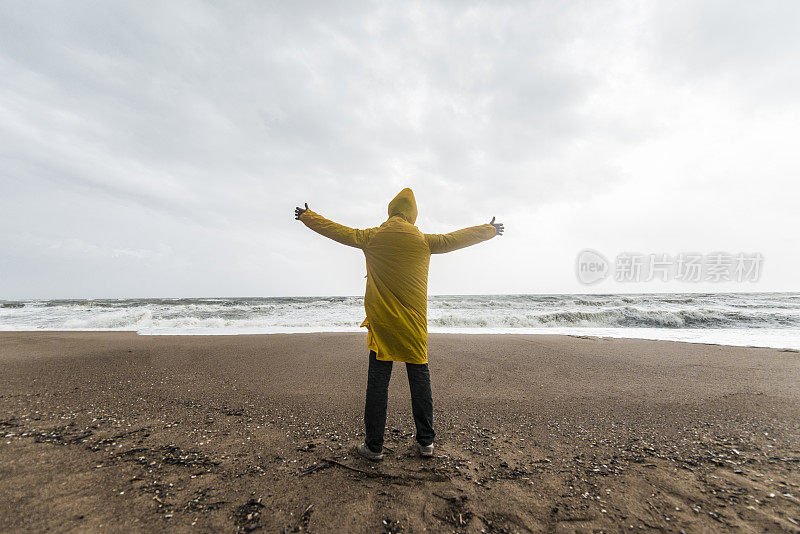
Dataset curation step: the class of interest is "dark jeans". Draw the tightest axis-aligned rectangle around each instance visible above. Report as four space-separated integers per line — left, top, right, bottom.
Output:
364 350 434 453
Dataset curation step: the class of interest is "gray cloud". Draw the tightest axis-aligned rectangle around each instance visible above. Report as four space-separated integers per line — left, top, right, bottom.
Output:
1 1 798 298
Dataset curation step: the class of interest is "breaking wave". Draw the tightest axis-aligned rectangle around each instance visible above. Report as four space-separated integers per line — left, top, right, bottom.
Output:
1 294 799 348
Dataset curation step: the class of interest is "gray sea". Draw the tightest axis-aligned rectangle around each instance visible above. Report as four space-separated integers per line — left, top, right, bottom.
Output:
1 293 799 349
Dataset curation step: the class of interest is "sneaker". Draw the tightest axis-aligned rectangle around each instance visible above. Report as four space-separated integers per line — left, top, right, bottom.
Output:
418 443 434 458
356 442 384 461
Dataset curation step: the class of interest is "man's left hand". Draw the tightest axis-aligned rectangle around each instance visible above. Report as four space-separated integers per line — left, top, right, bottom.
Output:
489 216 504 235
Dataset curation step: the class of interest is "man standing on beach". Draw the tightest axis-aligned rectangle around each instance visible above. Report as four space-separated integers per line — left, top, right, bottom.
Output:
295 188 503 460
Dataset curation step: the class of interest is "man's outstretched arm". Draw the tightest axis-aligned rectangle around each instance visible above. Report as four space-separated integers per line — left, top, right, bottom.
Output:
424 217 504 254
295 203 375 249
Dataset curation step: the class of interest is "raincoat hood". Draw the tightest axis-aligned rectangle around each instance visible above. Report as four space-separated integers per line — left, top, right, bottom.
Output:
387 188 418 224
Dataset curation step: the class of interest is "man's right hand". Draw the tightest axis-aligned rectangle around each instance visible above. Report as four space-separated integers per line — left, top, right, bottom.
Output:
489 216 504 236
295 203 309 220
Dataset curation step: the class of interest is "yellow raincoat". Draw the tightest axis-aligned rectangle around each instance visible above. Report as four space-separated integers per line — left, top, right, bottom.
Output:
299 188 497 364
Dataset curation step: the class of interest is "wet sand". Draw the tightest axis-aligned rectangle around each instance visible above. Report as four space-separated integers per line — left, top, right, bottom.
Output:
1 331 799 532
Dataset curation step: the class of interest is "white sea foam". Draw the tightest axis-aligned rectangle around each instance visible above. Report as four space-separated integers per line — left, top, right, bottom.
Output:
1 294 798 349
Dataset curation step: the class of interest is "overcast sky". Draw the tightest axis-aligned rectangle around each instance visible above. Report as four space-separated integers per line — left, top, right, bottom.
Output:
1 1 798 299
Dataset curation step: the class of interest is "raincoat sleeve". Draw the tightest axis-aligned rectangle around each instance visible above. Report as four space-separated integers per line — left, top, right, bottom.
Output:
299 209 376 249
424 224 497 254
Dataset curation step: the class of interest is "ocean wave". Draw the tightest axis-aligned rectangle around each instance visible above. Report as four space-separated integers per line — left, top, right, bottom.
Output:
2 294 799 334
429 306 800 329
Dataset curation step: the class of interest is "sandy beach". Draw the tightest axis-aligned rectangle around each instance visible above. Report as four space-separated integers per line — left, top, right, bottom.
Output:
1 332 799 532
